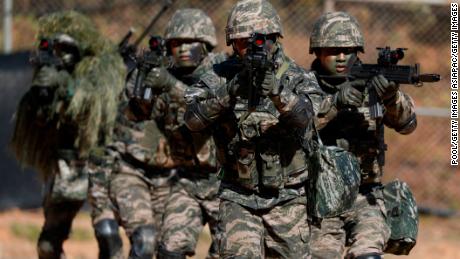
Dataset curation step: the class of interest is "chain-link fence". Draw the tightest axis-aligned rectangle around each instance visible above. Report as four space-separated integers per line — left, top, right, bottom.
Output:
1 0 456 211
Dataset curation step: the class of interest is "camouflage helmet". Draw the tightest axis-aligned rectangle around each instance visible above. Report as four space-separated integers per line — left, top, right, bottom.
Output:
309 11 364 54
225 0 283 46
37 11 111 56
164 8 217 49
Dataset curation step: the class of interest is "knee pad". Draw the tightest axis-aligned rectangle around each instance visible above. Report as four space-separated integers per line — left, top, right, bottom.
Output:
157 244 186 259
94 219 123 259
129 225 157 259
354 253 382 259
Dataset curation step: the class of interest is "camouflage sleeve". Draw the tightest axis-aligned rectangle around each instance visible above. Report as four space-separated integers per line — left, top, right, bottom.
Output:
273 68 316 128
382 90 417 135
164 78 188 105
316 94 339 130
292 70 329 130
192 52 228 77
184 70 231 131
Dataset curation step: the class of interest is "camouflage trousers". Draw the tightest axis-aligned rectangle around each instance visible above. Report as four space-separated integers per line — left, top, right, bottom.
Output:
159 175 220 258
310 190 390 259
87 151 118 225
218 197 311 259
38 158 87 259
109 161 173 238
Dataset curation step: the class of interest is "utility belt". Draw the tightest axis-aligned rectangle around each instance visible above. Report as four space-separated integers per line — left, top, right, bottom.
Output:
176 166 216 180
223 147 308 191
336 137 387 167
220 180 306 197
359 182 382 194
120 152 171 177
336 138 377 153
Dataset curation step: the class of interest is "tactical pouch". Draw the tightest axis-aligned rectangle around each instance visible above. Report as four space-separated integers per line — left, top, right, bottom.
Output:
236 146 258 189
259 152 283 189
306 128 361 218
383 179 419 255
50 150 88 202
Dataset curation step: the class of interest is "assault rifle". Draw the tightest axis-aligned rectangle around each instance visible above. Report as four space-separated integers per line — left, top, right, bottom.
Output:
243 33 276 112
133 35 169 100
29 38 63 69
349 47 440 119
118 0 172 73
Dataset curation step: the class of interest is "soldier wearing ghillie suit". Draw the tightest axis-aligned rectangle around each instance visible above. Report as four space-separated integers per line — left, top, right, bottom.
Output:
9 11 126 259
108 9 226 259
308 12 418 259
184 0 319 257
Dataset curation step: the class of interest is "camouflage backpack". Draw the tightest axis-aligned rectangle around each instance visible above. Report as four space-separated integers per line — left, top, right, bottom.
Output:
306 126 361 218
383 179 419 255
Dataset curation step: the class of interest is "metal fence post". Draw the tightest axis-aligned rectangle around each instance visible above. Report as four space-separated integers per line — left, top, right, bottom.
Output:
3 0 13 54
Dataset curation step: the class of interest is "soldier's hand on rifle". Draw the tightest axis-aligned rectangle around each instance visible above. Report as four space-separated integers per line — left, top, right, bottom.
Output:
144 67 177 94
32 66 71 88
256 69 281 97
334 79 366 108
223 69 248 97
371 74 398 101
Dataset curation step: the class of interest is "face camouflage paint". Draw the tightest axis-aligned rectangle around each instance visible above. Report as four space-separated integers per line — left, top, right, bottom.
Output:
318 47 358 76
170 40 205 68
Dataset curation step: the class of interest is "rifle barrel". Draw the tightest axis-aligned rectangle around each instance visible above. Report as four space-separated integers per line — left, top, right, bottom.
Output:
133 0 172 47
419 74 441 83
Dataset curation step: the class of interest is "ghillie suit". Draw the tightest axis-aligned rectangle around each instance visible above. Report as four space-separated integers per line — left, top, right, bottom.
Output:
9 11 126 259
11 10 125 179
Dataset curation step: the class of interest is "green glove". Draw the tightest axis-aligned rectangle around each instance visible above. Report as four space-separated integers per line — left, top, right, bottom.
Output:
144 67 177 94
371 74 398 101
334 79 366 108
256 69 281 97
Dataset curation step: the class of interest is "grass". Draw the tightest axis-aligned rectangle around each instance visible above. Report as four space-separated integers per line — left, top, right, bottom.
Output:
10 222 41 242
10 221 94 242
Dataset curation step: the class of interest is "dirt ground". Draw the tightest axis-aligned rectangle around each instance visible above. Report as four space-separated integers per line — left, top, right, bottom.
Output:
0 209 458 259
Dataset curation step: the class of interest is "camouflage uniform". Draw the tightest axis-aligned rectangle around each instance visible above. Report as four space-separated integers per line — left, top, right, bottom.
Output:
109 97 173 258
308 12 417 259
10 11 125 259
109 9 225 259
184 1 319 258
87 148 124 259
152 9 226 259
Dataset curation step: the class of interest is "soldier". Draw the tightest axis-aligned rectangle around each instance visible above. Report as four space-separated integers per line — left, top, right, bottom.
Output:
184 0 319 257
10 11 126 259
150 9 225 259
87 148 124 259
308 12 417 259
108 8 226 259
